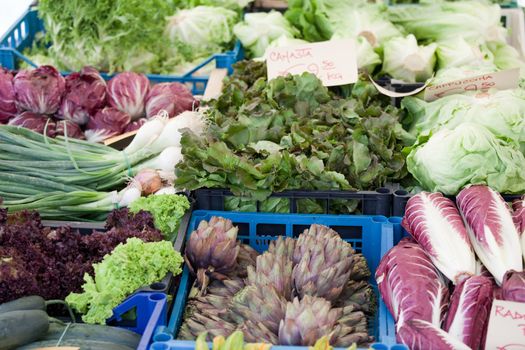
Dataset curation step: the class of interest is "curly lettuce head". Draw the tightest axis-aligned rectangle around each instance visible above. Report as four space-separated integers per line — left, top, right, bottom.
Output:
66 238 183 324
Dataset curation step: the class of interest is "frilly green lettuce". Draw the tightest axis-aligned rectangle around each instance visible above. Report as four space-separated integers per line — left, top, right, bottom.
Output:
129 194 190 239
382 34 437 83
406 123 525 195
66 238 183 324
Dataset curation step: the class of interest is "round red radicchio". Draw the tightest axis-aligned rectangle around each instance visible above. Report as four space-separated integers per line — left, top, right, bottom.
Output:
145 82 196 118
107 72 149 121
0 68 17 123
58 67 106 125
13 65 65 114
85 107 131 143
8 112 56 137
124 118 147 133
55 120 85 140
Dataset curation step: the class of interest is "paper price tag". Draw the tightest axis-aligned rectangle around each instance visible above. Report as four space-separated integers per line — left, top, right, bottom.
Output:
424 68 520 101
485 299 525 350
266 39 358 87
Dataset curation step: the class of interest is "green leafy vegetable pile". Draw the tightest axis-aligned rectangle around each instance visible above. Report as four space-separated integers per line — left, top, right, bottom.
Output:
174 61 412 211
36 0 174 73
401 89 525 195
233 0 525 85
30 0 245 74
129 194 191 239
66 237 183 324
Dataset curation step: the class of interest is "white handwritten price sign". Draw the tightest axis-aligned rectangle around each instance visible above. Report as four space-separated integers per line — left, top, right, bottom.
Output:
266 39 358 87
424 68 520 102
485 299 525 350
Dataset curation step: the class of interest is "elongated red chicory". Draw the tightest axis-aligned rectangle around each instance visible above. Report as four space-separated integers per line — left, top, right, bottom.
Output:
0 68 17 123
58 66 106 125
107 72 149 120
397 319 471 350
501 270 525 303
145 82 196 118
402 192 476 284
13 65 65 114
124 118 147 133
55 120 85 140
457 185 523 285
443 275 493 350
8 112 56 137
375 238 450 329
84 107 131 143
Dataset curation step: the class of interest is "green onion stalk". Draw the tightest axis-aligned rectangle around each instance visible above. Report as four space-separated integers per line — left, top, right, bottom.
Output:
0 110 205 220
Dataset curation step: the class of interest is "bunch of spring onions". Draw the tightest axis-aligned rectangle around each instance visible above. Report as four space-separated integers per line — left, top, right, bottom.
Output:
0 110 205 220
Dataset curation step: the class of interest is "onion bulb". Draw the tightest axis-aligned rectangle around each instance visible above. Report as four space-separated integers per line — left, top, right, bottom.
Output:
134 168 162 195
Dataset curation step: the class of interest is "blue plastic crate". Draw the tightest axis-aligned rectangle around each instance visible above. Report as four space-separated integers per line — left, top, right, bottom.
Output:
0 7 243 95
146 210 408 350
106 292 168 350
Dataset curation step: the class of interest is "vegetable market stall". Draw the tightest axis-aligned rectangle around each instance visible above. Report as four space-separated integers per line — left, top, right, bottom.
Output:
1 0 525 349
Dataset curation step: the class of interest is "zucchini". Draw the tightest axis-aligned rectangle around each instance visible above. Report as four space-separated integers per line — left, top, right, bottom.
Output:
17 339 136 350
42 323 141 348
0 310 49 350
0 296 45 314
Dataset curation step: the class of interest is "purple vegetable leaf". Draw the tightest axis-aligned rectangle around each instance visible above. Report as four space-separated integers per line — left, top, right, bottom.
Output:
397 319 472 350
457 185 523 285
501 270 525 303
443 275 493 350
402 192 476 284
13 65 65 114
107 72 149 120
376 238 450 329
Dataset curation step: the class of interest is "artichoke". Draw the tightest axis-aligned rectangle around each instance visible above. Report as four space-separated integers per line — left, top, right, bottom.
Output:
238 320 279 344
207 278 245 298
268 236 295 261
293 225 353 264
336 280 376 315
185 217 240 292
247 247 293 300
348 254 371 281
235 244 259 278
230 285 287 334
278 295 341 346
180 220 376 347
292 225 355 301
179 312 236 340
331 305 373 347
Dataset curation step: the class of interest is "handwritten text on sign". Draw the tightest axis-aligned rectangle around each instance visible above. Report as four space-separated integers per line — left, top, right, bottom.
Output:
424 68 520 101
485 299 525 350
266 39 358 87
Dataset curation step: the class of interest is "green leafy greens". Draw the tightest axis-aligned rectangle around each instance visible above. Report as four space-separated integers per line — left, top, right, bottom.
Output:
129 194 191 240
37 0 175 73
174 61 412 212
66 238 183 324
